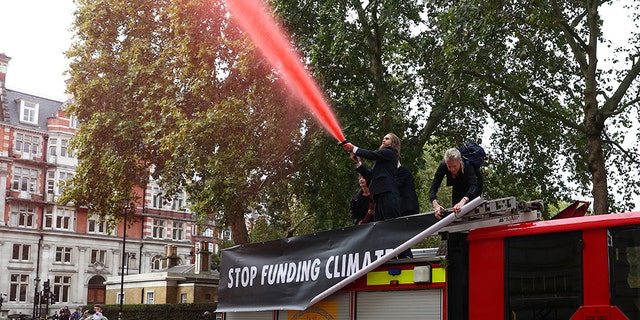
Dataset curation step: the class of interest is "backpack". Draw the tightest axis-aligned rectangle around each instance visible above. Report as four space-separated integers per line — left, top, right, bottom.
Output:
459 141 486 169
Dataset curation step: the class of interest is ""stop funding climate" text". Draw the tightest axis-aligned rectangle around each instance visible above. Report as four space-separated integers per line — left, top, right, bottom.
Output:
225 248 393 288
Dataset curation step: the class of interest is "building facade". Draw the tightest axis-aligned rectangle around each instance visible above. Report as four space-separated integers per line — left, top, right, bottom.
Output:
0 53 218 318
104 244 219 306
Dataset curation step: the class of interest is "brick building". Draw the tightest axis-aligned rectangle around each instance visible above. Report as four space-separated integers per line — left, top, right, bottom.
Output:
0 53 219 318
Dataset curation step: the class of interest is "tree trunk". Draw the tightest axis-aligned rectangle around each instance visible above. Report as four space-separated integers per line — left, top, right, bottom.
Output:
584 101 609 214
583 1 609 214
228 206 249 244
586 134 609 214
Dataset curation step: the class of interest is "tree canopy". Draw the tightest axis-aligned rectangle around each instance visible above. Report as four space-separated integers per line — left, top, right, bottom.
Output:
275 0 640 216
64 0 639 245
429 0 640 214
64 0 309 243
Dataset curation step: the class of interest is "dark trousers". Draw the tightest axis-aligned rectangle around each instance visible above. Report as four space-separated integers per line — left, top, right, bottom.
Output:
373 191 400 221
374 191 412 258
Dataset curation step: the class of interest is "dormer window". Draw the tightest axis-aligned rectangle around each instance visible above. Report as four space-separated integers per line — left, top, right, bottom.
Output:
18 99 39 124
69 115 79 129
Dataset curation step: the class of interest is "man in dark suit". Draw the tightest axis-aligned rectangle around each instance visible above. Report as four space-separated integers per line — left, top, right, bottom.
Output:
343 133 401 221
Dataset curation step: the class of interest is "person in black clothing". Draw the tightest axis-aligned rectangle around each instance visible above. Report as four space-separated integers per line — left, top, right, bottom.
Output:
349 175 375 225
60 307 71 320
198 311 213 320
345 134 414 258
343 133 401 221
348 158 417 219
429 148 481 219
397 164 420 216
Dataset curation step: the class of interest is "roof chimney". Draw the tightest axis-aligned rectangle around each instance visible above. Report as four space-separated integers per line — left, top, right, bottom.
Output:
0 53 10 85
195 241 212 274
164 245 180 269
0 53 10 122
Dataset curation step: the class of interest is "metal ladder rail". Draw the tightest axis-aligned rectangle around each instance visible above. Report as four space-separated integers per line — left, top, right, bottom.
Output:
440 197 543 233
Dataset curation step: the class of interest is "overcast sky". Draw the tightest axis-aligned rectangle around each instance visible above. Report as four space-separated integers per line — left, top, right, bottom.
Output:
0 0 75 101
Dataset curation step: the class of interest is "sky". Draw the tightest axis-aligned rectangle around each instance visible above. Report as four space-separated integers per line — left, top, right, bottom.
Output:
0 0 75 101
0 0 638 209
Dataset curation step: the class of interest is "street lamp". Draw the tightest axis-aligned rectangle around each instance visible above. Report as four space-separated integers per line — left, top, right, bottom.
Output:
32 235 43 319
119 202 135 320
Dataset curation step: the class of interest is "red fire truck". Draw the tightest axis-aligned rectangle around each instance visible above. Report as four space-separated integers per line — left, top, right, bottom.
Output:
218 198 640 320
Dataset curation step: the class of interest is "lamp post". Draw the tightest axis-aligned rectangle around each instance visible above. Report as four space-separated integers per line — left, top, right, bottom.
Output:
119 202 135 320
32 235 43 319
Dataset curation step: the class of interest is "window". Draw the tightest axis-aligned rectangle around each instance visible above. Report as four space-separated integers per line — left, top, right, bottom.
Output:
172 222 185 240
10 205 36 228
10 274 29 302
506 231 583 320
49 138 57 156
45 207 75 231
19 100 39 124
212 242 219 255
55 247 72 263
220 229 232 241
195 241 215 254
12 244 30 261
60 139 70 157
45 207 53 229
56 208 74 230
202 228 214 238
124 252 136 273
69 115 79 129
88 215 108 234
150 186 188 211
46 170 74 195
171 194 185 211
58 171 73 194
15 133 40 155
146 291 155 304
151 255 163 271
180 293 187 303
12 166 39 192
151 187 163 208
117 292 125 305
47 171 55 195
91 249 107 265
53 276 71 303
609 225 640 319
48 138 72 158
153 219 166 239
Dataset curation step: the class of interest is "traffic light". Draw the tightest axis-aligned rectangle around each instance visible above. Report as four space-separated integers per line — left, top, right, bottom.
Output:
41 280 51 305
50 293 57 305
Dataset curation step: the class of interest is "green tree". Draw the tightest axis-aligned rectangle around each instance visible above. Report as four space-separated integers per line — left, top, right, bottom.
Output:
273 0 490 229
432 0 640 213
63 0 307 244
273 0 640 218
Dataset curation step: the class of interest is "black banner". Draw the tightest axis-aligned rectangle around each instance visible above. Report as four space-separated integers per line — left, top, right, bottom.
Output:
217 213 440 312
